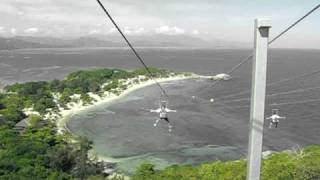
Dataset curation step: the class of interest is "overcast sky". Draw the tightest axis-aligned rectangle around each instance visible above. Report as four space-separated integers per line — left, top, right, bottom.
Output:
0 0 319 48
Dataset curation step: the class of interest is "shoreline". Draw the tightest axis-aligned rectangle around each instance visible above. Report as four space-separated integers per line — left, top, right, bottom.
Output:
56 74 199 135
52 72 234 174
55 73 201 172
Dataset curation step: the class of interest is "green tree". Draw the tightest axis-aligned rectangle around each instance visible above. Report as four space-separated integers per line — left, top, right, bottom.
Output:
28 114 42 128
261 153 296 180
294 146 320 180
81 93 93 105
132 163 156 180
73 136 93 180
0 107 25 125
60 88 73 107
50 79 65 92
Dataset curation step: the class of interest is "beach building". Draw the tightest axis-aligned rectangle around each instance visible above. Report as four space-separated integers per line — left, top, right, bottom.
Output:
13 118 30 133
13 116 47 133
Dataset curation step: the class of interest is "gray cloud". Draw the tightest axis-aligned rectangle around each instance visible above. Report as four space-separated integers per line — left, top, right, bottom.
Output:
0 0 319 48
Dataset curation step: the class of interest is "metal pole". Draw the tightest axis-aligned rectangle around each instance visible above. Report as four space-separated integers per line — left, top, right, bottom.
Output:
247 19 271 180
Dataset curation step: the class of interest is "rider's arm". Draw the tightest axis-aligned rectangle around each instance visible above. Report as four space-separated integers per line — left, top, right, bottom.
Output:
150 108 161 113
165 108 177 112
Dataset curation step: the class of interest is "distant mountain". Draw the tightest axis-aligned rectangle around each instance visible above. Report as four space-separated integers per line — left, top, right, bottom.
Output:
66 37 124 47
127 34 210 47
93 34 249 48
14 36 124 48
0 35 248 50
14 36 69 47
0 37 53 50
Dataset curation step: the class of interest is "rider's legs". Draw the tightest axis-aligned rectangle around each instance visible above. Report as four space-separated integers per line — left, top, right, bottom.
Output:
162 117 172 132
154 119 160 127
269 121 273 128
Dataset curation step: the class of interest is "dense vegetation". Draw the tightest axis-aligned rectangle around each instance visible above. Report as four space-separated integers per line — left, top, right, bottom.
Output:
0 68 172 126
130 146 320 180
0 125 107 179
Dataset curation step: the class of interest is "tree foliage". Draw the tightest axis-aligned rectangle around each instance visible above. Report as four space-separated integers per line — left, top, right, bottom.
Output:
1 67 172 124
0 126 105 179
130 146 320 180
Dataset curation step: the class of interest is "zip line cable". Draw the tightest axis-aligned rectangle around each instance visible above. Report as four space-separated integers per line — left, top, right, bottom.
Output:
96 0 168 97
196 53 253 95
204 3 320 93
220 86 320 104
268 3 320 44
96 0 319 102
269 98 320 106
215 68 320 101
209 54 253 89
229 98 320 109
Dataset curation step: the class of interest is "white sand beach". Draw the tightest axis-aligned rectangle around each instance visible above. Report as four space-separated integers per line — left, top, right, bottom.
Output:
56 74 201 134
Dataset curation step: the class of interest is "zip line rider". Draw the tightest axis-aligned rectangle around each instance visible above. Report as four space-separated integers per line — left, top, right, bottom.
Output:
266 109 286 128
150 100 176 132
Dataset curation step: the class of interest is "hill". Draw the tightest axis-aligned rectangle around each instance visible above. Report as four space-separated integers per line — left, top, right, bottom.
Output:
0 35 247 50
0 37 54 50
